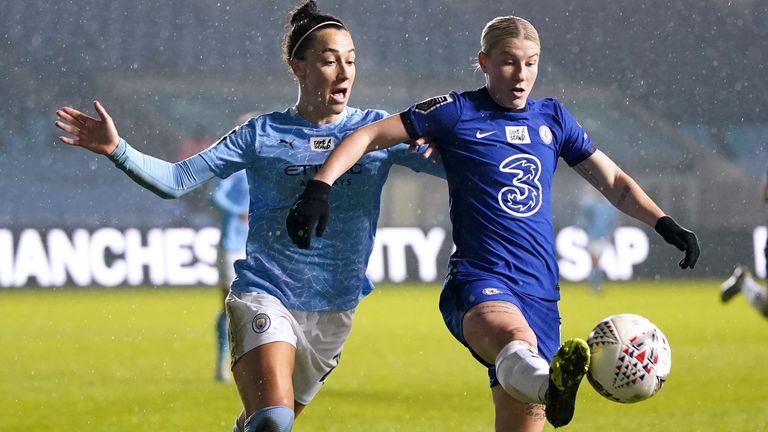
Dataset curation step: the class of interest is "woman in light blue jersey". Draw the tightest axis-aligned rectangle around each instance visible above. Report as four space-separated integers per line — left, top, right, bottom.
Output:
287 15 700 431
55 1 442 431
574 186 619 293
210 164 250 383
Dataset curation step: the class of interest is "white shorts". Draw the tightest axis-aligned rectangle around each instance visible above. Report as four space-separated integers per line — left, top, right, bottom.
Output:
217 247 246 287
225 291 354 405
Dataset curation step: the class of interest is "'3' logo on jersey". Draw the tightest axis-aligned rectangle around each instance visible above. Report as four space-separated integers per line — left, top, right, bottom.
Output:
497 154 542 217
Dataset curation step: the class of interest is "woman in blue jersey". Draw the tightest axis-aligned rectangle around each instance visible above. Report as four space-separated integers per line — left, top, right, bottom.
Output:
287 16 700 431
55 1 442 431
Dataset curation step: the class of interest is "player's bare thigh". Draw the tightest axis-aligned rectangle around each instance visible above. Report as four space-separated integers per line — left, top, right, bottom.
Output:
492 385 546 432
232 341 296 417
233 342 305 430
463 301 538 363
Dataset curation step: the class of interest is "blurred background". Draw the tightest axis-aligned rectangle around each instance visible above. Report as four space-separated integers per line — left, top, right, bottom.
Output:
1 0 766 286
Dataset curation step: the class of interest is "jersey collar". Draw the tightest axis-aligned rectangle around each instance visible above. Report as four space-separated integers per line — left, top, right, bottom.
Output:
288 106 350 129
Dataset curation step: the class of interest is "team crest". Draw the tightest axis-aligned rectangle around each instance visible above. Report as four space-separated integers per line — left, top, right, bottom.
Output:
539 125 553 144
414 95 453 114
505 126 531 144
251 313 271 333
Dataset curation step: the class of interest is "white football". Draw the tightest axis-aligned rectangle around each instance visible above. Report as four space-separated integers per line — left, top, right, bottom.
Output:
586 313 671 403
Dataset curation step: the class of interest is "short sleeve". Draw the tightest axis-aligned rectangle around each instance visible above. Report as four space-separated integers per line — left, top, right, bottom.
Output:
555 100 596 167
399 93 462 140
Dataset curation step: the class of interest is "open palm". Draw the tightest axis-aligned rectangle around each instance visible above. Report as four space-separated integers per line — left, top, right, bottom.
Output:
55 101 120 156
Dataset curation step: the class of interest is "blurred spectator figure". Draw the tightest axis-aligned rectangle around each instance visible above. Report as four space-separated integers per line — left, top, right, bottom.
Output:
574 186 619 293
178 129 217 224
178 126 213 160
720 167 768 318
209 114 256 382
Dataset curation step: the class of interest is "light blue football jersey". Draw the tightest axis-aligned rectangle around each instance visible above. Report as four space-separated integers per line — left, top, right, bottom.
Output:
574 194 619 241
210 169 249 251
200 107 444 311
400 88 595 300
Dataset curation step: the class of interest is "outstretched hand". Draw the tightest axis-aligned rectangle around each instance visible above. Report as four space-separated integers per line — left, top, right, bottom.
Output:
55 101 120 155
286 180 332 249
654 216 700 269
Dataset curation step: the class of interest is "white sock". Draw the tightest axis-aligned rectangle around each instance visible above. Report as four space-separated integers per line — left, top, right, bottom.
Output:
495 340 549 403
742 274 768 316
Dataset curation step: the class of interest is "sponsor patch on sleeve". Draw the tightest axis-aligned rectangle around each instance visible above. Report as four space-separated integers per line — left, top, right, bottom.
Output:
414 95 453 114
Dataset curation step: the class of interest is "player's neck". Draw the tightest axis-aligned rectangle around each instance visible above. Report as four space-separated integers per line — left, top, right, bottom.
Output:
295 101 344 125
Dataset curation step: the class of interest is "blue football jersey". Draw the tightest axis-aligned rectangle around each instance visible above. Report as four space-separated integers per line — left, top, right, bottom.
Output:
400 88 595 300
200 107 444 311
210 170 249 251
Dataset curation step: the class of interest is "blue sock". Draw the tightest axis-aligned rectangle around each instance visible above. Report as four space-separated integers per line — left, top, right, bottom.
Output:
244 406 295 432
216 310 228 364
588 268 603 291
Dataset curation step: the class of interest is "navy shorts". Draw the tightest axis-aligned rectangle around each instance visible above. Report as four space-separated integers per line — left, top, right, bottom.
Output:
439 275 561 387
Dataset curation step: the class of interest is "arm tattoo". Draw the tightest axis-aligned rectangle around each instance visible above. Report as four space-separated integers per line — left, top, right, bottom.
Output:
616 185 631 208
574 164 599 188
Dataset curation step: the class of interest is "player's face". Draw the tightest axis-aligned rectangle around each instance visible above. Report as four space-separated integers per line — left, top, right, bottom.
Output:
293 28 356 124
479 38 539 109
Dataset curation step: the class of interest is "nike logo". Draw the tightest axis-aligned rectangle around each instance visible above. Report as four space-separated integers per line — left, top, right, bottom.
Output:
475 130 496 139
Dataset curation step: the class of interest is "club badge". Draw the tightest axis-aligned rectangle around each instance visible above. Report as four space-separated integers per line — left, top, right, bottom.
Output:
251 313 271 333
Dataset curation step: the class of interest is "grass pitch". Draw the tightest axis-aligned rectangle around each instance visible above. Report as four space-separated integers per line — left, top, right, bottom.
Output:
1 280 766 431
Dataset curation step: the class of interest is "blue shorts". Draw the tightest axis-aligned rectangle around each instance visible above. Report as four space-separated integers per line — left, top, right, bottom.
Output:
439 275 561 387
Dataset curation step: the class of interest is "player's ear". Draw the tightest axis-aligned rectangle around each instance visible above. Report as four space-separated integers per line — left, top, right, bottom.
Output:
477 50 489 73
290 59 306 79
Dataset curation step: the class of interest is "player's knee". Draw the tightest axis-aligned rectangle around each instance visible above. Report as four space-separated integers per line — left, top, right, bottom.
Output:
495 340 549 404
244 406 295 432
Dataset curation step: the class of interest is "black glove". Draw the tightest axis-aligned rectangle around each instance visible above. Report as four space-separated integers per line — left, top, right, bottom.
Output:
286 180 331 249
654 216 700 269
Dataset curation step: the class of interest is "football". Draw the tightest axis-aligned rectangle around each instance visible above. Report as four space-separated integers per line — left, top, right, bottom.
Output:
586 313 671 403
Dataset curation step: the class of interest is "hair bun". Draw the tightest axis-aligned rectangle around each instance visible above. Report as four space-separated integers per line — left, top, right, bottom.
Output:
290 0 319 26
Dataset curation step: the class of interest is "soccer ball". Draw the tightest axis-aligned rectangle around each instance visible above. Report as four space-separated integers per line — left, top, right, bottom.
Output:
586 313 671 403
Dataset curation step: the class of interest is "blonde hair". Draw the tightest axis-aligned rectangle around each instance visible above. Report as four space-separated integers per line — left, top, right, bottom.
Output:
236 111 261 125
480 16 540 54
